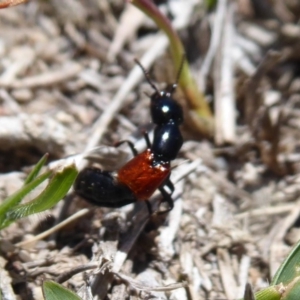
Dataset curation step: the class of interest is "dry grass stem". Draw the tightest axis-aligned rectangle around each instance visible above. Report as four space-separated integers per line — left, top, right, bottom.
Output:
16 209 90 248
214 2 236 144
199 0 227 90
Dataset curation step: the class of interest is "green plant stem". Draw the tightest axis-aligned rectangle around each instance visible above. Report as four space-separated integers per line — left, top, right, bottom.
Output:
130 0 214 136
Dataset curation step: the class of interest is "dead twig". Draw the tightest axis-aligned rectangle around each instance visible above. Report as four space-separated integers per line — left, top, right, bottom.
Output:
214 2 236 144
56 262 98 284
114 272 187 292
16 209 90 248
0 63 82 89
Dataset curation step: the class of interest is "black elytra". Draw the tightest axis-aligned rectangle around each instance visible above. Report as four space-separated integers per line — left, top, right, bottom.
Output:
74 168 137 208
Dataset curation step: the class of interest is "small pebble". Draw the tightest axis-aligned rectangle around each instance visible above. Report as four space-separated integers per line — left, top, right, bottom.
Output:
12 88 33 103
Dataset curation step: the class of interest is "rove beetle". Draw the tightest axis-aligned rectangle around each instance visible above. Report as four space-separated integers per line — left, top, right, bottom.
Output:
74 58 185 213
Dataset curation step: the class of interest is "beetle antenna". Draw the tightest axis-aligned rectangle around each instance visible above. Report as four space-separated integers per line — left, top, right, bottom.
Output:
134 59 160 95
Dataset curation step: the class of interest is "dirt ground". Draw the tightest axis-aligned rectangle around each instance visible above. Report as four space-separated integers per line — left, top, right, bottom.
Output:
1 0 300 299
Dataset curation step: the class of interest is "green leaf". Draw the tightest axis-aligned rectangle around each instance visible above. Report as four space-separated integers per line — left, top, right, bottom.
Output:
254 285 283 300
7 165 77 222
42 281 81 300
283 276 300 300
24 153 49 185
271 239 300 285
0 170 52 228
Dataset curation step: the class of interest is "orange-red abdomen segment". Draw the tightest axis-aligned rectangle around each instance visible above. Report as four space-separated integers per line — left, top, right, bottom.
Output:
117 149 170 200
